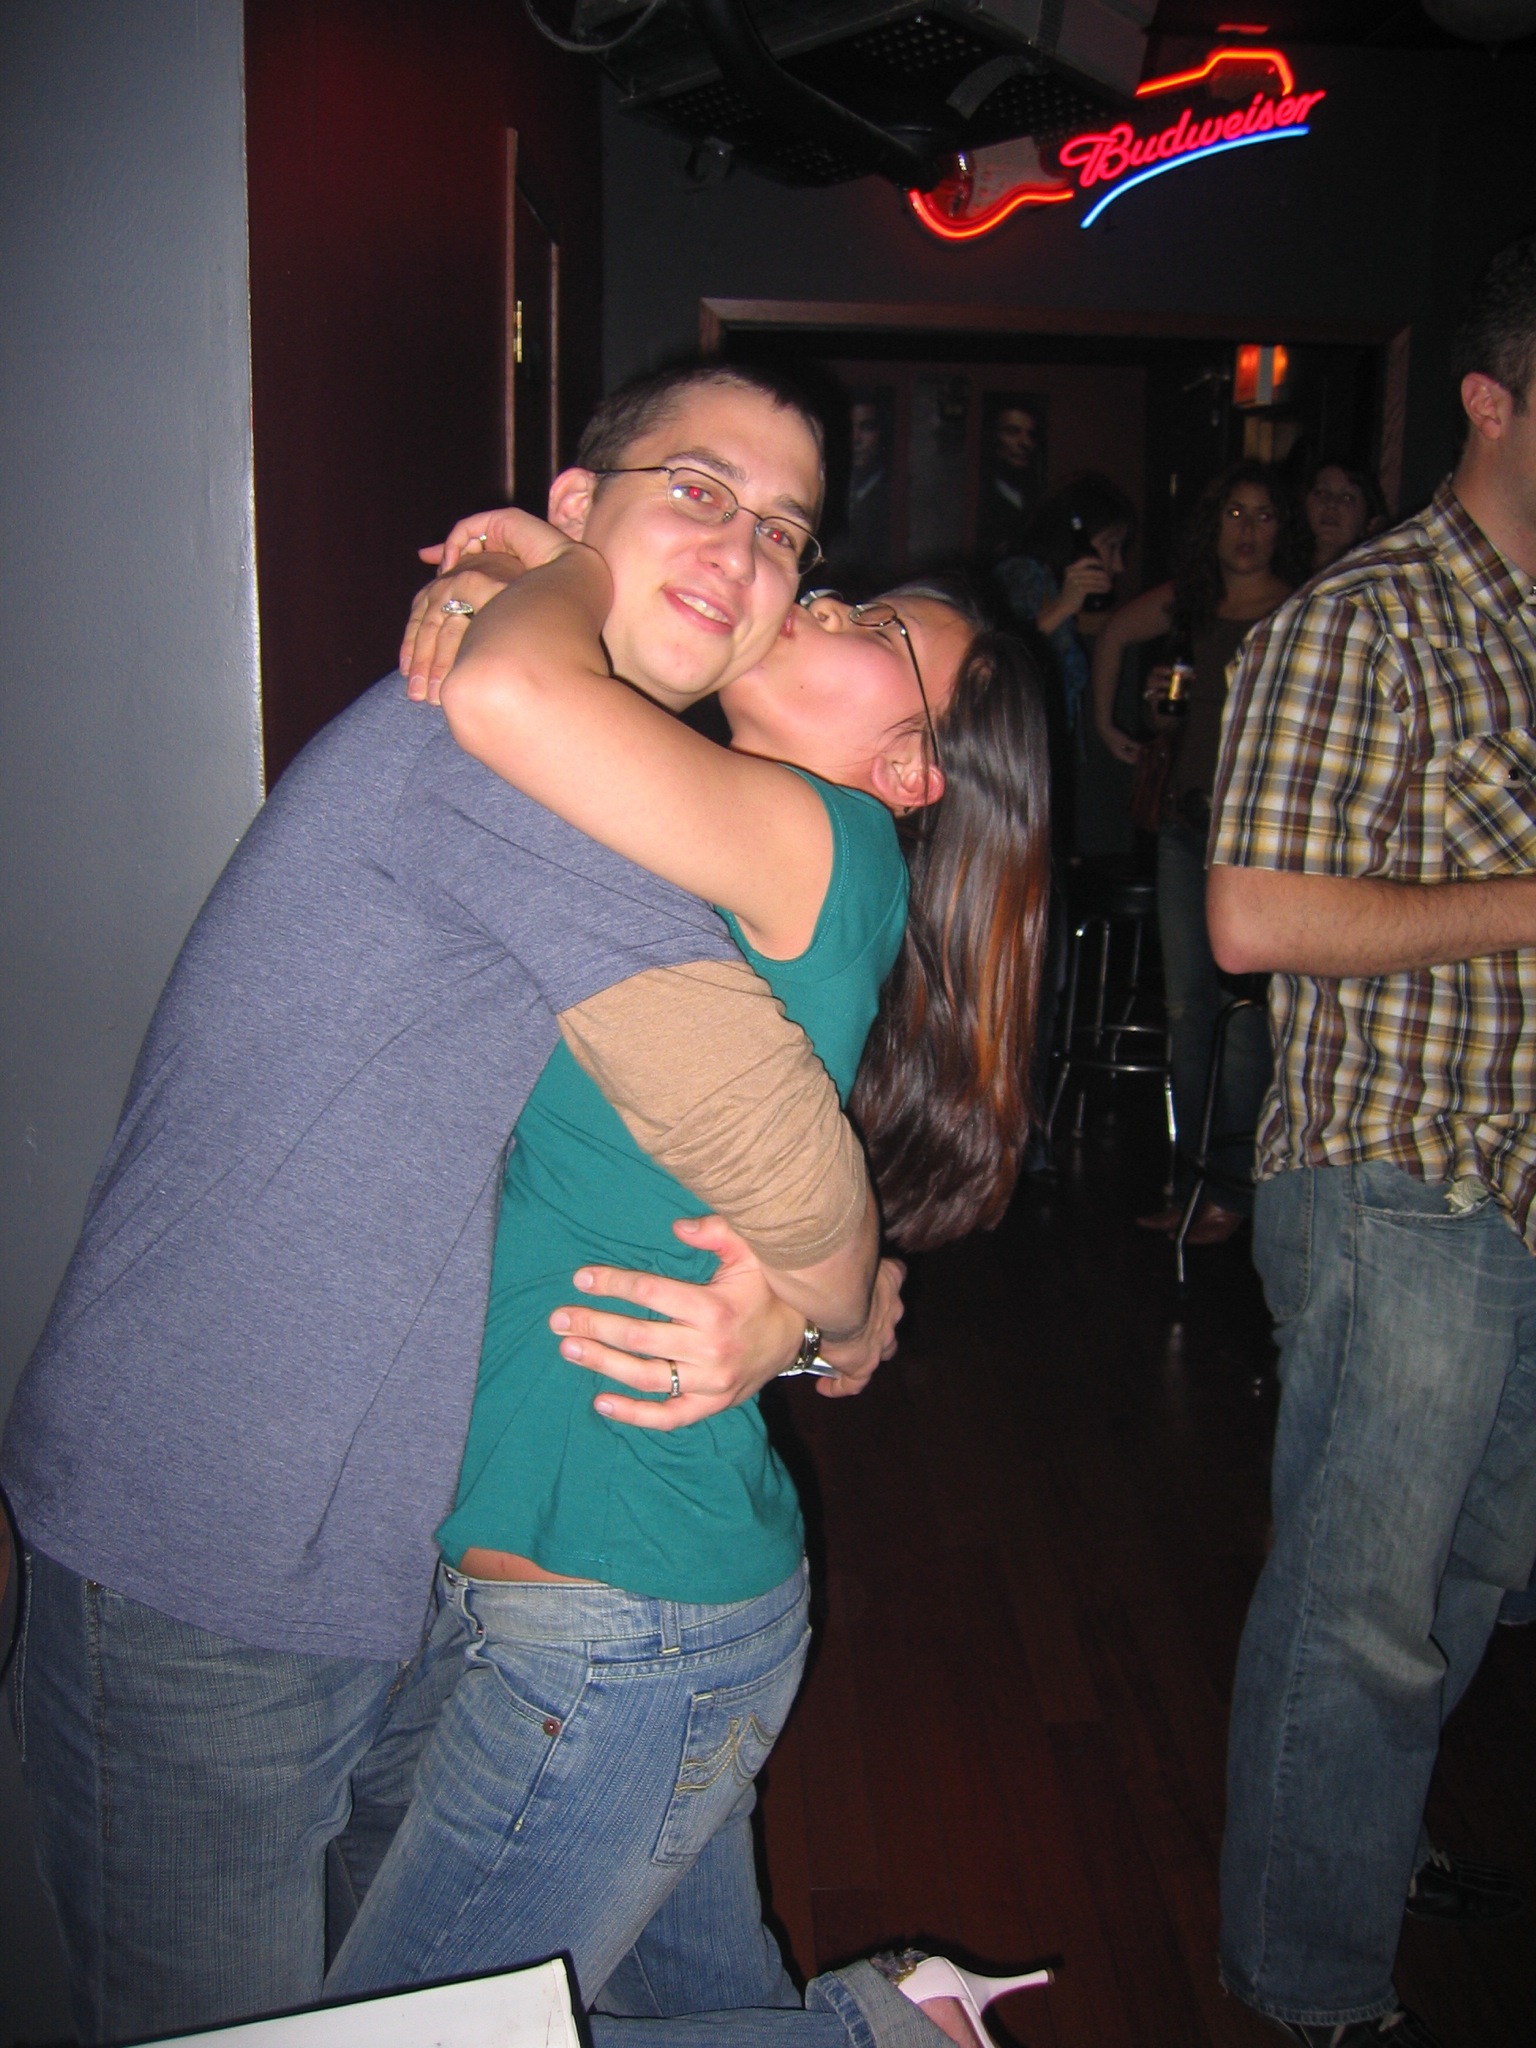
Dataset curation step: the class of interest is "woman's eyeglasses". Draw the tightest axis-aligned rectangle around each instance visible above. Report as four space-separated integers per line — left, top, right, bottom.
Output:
845 600 943 773
594 465 824 575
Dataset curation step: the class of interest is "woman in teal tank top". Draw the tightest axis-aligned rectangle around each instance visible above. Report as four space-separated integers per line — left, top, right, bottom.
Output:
330 507 1053 2043
437 771 905 1603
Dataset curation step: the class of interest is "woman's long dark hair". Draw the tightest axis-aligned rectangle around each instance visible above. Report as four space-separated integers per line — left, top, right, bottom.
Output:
1173 460 1308 637
849 587 1052 1252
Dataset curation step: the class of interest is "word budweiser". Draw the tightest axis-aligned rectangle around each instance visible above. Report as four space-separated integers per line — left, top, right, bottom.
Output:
1057 88 1327 189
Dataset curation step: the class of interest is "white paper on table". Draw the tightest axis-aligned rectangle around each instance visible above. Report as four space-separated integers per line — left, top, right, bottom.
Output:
141 1958 584 2048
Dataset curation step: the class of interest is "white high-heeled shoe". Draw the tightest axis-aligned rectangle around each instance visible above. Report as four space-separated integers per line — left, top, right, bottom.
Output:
877 1949 1055 2045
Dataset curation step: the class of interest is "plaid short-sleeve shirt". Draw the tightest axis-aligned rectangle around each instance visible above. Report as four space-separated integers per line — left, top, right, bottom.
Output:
1209 479 1536 1248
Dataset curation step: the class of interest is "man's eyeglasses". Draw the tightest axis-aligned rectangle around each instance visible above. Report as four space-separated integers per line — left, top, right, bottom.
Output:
845 599 943 773
595 465 824 575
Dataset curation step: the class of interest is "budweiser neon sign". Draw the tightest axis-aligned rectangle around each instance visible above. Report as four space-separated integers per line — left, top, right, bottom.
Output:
909 47 1326 244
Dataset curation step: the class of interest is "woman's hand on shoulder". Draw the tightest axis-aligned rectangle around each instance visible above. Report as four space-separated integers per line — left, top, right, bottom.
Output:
402 507 583 701
430 505 575 575
402 554 524 702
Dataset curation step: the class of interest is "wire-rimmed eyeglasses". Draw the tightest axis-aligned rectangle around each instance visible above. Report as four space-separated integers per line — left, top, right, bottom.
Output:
835 598 943 773
594 465 824 575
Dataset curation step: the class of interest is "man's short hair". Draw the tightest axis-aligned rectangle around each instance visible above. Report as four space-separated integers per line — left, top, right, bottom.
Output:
1452 230 1536 414
575 362 827 485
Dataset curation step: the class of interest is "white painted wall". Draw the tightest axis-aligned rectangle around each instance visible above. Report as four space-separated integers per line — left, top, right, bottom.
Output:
0 4 263 2033
0 0 263 1414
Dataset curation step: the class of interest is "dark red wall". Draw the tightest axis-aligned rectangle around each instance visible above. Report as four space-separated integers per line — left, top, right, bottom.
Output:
246 0 602 781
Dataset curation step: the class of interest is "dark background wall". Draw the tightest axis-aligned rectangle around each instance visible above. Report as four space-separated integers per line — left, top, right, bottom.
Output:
246 0 605 779
602 38 1536 515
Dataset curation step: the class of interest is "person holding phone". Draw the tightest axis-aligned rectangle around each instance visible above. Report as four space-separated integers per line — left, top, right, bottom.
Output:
1090 461 1304 1242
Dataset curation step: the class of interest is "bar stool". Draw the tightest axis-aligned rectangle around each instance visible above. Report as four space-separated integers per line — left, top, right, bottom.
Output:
1172 986 1266 1288
1047 864 1177 1193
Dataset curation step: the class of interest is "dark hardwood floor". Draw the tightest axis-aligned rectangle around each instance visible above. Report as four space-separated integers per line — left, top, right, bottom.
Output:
755 1092 1536 2048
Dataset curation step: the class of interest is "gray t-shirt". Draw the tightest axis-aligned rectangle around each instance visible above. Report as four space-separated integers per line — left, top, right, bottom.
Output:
2 675 737 1660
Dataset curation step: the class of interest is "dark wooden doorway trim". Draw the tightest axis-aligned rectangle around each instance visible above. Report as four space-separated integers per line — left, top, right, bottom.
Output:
699 299 1412 508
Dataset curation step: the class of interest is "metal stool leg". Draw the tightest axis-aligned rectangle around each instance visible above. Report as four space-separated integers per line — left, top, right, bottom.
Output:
1162 1034 1178 1201
1046 920 1089 1138
1047 883 1174 1157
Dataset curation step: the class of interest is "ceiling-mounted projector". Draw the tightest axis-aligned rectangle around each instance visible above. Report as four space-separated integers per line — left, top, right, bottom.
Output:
561 0 1155 189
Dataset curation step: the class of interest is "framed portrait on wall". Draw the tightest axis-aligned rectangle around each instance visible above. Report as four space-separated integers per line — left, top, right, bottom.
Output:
908 372 971 569
976 390 1048 563
822 385 896 591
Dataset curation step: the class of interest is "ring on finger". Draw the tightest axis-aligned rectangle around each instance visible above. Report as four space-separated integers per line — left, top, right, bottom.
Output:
441 596 476 618
667 1363 682 1400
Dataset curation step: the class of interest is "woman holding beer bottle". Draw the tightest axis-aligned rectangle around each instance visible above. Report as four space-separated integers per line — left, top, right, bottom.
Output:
1090 461 1304 1244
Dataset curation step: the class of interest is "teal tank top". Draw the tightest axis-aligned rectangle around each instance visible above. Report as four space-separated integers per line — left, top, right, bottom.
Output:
436 776 908 1603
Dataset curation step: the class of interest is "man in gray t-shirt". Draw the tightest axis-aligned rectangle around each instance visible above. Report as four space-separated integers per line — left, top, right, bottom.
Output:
4 365 890 2042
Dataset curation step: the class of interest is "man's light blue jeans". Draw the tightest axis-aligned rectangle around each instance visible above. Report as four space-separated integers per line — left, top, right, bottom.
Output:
327 1562 812 2007
12 1545 445 2043
1220 1161 1536 2029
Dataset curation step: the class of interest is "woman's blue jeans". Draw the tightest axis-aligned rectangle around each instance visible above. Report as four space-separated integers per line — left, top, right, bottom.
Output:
586 1962 951 2048
326 1562 812 2010
1220 1162 1536 2028
1157 816 1271 1207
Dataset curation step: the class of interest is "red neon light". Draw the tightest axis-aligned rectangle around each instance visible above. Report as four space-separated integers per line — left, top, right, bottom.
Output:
1059 89 1324 190
1234 342 1288 406
907 45 1317 243
908 180 1073 242
1137 44 1294 97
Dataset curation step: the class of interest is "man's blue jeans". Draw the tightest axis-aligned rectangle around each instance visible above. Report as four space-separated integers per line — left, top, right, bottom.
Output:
12 1545 445 2043
327 1562 811 2008
1157 817 1271 1207
1220 1162 1536 2028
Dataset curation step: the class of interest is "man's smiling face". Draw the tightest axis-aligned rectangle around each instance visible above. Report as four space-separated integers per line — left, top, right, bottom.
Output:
554 384 824 711
548 387 819 716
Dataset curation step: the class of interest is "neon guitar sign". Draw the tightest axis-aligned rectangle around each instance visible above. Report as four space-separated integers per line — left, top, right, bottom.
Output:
910 47 1325 243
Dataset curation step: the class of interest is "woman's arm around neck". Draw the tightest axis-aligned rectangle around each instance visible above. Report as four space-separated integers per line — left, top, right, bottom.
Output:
440 550 831 959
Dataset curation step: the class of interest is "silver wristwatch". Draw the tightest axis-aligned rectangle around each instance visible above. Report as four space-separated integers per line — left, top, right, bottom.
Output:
777 1320 839 1379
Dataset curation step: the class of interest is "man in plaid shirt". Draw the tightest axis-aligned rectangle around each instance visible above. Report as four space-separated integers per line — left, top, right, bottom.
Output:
1206 234 1536 2048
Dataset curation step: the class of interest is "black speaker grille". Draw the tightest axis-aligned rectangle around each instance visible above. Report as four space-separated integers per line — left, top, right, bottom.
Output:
608 0 1127 185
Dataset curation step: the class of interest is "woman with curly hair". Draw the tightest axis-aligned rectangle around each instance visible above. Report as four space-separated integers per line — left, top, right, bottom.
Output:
1090 461 1306 1242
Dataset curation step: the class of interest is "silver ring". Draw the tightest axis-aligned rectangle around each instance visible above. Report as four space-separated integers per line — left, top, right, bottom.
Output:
441 597 476 618
667 1364 682 1400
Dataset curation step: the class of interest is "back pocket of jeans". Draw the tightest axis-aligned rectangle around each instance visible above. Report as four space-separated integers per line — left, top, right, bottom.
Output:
651 1635 808 1868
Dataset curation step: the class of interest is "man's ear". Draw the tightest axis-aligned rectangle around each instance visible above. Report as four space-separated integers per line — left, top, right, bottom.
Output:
870 742 945 816
548 467 598 539
1462 372 1513 446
